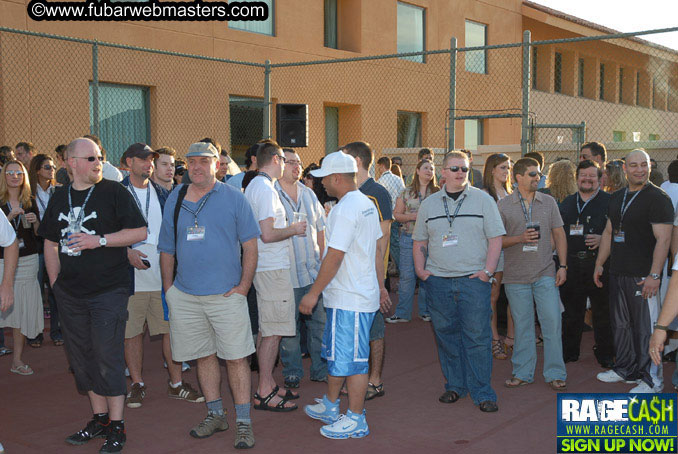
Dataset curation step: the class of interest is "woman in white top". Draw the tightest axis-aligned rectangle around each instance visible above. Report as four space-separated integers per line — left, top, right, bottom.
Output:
28 154 63 346
483 153 515 360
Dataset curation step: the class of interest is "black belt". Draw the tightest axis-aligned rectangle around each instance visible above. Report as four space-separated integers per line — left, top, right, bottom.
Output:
570 250 597 260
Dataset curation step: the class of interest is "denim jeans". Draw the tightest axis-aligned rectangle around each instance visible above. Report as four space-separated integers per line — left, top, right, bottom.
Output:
395 233 429 319
505 276 567 383
279 284 327 381
38 253 61 340
390 221 401 270
427 275 496 404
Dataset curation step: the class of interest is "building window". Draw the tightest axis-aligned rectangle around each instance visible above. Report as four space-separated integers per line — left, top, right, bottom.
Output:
229 96 264 165
89 82 150 166
649 134 660 141
325 107 339 155
612 130 626 142
578 58 585 97
324 0 337 49
229 0 274 36
465 20 487 74
397 111 422 147
464 119 483 150
397 2 425 63
554 52 562 93
619 68 624 103
599 64 605 100
532 47 538 89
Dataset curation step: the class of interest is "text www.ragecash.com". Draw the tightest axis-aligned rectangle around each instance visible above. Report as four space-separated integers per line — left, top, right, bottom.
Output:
27 0 269 21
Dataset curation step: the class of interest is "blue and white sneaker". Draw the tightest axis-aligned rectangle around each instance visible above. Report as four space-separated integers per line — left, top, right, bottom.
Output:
320 409 369 439
304 395 340 424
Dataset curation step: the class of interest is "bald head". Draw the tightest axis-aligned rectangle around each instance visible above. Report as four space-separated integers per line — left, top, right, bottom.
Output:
624 148 650 189
66 137 100 159
626 148 650 163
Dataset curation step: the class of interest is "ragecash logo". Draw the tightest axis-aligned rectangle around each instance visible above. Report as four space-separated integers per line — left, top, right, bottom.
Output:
557 393 677 453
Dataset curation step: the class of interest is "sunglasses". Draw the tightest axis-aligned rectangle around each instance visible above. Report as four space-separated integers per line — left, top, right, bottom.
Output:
72 156 104 162
6 170 24 176
527 171 542 177
445 166 469 173
43 164 56 170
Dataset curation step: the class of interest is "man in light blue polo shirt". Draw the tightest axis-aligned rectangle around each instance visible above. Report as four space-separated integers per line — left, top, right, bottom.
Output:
275 148 327 388
158 142 260 449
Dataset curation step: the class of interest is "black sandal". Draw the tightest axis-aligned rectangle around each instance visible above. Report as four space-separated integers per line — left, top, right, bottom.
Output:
253 386 297 412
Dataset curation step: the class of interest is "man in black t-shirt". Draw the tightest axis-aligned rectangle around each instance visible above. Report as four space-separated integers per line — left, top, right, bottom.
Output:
39 138 147 454
594 149 673 393
342 141 392 401
559 160 613 368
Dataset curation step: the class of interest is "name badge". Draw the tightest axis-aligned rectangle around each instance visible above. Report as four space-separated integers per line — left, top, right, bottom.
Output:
523 243 538 253
570 224 584 236
187 226 205 241
18 239 25 249
613 230 625 243
442 233 458 247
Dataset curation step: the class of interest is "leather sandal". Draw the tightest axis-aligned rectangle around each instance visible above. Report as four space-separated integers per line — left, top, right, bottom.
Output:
253 386 297 412
365 382 385 400
439 390 460 403
492 338 507 360
504 376 532 388
548 379 567 391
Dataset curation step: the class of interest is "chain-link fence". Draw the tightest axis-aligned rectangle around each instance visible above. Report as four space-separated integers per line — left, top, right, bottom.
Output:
1 25 677 180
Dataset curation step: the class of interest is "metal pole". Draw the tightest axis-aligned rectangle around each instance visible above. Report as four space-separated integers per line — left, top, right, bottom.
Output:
521 30 531 156
263 59 271 140
92 41 100 137
448 37 457 152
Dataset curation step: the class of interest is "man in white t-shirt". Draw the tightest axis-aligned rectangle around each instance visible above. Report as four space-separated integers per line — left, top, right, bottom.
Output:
300 151 389 440
244 141 306 412
122 143 204 409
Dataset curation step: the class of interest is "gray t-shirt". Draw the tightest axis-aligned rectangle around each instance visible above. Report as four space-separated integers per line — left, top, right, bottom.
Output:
498 190 564 284
412 185 505 277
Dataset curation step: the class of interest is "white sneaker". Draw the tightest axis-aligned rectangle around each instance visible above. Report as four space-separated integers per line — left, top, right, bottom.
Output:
596 370 637 384
629 381 662 393
124 367 130 377
384 316 409 324
0 441 5 454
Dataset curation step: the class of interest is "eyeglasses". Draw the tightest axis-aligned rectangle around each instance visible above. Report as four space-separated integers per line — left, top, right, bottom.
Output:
276 154 287 163
606 161 624 169
6 170 24 176
286 160 302 167
444 166 469 173
72 156 104 162
42 164 56 170
527 171 542 177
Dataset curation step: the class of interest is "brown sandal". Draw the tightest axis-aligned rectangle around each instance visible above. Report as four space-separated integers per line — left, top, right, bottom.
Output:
492 339 507 360
504 376 532 388
548 379 567 391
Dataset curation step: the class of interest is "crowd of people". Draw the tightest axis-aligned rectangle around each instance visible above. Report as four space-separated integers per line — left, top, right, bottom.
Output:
1 135 678 453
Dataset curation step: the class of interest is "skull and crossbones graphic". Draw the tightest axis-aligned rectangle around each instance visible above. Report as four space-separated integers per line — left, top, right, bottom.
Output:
59 207 98 237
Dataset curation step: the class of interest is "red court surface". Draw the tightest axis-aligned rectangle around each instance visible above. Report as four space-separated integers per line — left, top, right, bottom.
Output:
2 292 674 454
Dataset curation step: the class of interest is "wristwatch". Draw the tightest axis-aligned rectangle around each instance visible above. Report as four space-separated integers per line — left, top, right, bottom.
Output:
650 273 661 280
483 269 496 284
654 323 670 331
559 265 568 270
99 236 107 248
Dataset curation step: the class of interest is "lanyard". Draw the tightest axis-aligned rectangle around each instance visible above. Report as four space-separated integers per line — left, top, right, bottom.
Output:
6 202 21 231
68 184 95 227
442 194 467 232
620 186 644 226
181 191 214 227
518 192 534 224
127 182 151 224
278 185 301 212
258 172 273 182
37 185 52 214
576 189 600 221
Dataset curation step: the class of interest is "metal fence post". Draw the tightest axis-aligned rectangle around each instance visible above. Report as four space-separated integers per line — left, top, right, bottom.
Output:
263 59 272 140
92 41 100 137
521 30 531 157
448 37 457 152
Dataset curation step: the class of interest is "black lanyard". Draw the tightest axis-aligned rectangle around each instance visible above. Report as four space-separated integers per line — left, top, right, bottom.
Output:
181 191 214 227
278 185 300 212
620 186 644 227
68 184 95 227
127 182 151 224
258 172 273 182
518 193 534 224
37 185 52 214
6 202 21 231
442 194 467 232
576 189 599 222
